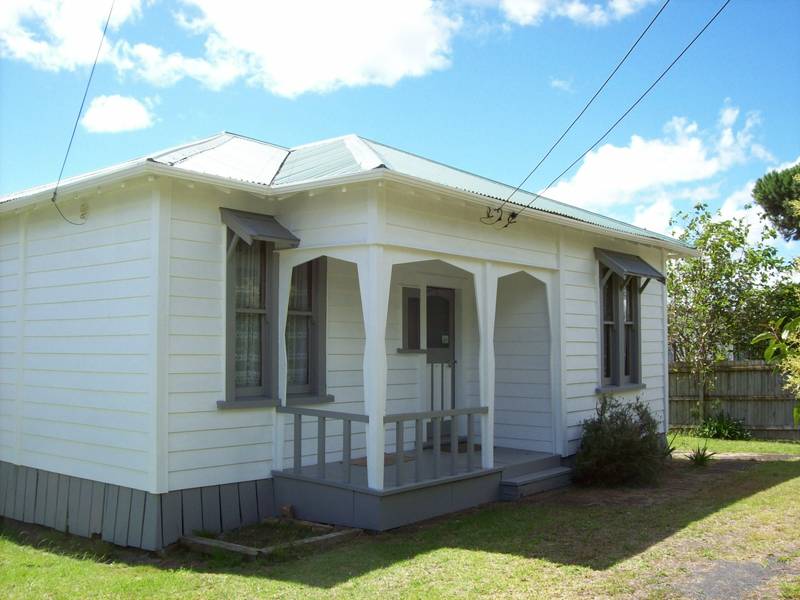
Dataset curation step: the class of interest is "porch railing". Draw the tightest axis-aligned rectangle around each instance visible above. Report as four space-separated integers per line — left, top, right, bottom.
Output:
383 406 488 486
277 405 488 488
276 406 368 484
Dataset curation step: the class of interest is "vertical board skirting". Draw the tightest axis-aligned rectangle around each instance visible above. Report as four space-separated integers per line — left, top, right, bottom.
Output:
219 484 240 531
101 484 119 542
180 488 202 537
201 486 222 534
114 487 133 546
0 461 276 551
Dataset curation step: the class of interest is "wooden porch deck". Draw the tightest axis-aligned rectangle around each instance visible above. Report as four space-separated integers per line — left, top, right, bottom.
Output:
274 446 554 492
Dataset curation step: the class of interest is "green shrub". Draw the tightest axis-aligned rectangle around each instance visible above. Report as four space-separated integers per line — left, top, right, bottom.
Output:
573 396 666 486
696 411 752 440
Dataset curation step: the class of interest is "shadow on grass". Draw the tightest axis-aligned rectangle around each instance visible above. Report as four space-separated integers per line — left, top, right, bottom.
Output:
2 458 799 590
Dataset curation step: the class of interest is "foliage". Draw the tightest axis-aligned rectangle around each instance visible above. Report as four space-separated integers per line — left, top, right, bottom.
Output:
695 406 751 440
752 163 800 241
687 442 716 466
753 316 800 426
663 431 678 458
668 203 795 416
573 396 666 486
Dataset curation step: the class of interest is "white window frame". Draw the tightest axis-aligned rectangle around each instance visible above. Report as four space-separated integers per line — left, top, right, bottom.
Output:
599 265 641 390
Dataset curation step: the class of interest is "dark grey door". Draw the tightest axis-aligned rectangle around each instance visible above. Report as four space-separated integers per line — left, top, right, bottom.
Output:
426 287 455 364
426 287 455 414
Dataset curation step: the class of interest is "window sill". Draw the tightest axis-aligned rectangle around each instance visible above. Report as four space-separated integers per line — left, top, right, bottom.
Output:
285 393 335 407
217 398 279 410
595 383 647 395
396 348 427 354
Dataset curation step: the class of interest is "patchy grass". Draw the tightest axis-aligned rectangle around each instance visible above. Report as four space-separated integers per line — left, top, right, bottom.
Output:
1 454 799 598
672 433 800 456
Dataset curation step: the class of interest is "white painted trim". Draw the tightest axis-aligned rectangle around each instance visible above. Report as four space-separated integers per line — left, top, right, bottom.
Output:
661 248 670 434
150 180 171 493
357 245 392 490
14 211 27 465
557 229 569 456
1 162 696 257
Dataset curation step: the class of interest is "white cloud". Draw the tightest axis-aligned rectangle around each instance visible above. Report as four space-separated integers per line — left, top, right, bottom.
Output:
547 103 773 213
549 76 573 92
499 0 654 26
80 94 154 133
0 0 143 71
0 0 461 97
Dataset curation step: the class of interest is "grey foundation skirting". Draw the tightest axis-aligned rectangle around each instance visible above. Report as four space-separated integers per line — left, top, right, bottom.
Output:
0 461 276 550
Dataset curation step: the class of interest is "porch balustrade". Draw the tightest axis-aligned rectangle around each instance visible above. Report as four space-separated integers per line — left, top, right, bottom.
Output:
276 405 489 489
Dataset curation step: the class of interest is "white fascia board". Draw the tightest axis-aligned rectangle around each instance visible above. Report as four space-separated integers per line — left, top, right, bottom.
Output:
375 170 698 258
0 161 696 258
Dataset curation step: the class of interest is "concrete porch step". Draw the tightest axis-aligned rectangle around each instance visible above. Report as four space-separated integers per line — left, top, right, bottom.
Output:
499 466 573 501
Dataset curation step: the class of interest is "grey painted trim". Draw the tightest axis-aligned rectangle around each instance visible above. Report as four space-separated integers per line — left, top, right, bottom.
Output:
396 348 427 354
595 383 647 395
284 393 335 407
277 405 370 423
216 398 279 410
383 406 488 423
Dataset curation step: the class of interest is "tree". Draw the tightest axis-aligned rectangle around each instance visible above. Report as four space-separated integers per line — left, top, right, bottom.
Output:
668 203 794 418
753 316 800 426
752 164 800 241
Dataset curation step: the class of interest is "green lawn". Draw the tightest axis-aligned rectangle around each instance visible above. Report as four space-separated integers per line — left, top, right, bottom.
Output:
672 432 800 455
2 452 799 599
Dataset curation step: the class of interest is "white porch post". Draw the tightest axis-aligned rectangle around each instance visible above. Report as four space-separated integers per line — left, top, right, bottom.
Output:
272 252 294 472
476 261 498 469
357 245 391 490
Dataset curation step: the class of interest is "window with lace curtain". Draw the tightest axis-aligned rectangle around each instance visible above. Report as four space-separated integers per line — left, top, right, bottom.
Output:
229 237 272 401
600 265 640 388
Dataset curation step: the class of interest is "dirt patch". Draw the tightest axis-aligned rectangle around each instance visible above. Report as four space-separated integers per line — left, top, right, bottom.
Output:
218 519 324 548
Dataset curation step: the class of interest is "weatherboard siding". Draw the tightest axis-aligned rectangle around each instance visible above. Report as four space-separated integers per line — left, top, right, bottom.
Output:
166 186 276 490
0 188 156 490
494 272 552 453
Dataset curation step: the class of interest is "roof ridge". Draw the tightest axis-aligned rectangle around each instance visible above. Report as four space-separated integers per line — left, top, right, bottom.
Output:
220 130 290 151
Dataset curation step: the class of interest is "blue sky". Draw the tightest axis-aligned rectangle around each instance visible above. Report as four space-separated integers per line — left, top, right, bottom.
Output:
1 0 798 253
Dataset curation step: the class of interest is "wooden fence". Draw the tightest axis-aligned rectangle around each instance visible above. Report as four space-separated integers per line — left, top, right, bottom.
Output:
669 360 799 440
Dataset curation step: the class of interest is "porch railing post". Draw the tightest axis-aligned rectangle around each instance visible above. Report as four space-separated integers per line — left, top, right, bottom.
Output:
467 413 475 471
450 415 458 475
415 418 423 482
343 418 352 484
395 421 405 487
317 416 326 479
293 414 302 474
433 417 441 478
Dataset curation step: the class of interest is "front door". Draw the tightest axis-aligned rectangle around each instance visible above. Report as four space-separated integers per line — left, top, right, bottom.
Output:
426 287 455 411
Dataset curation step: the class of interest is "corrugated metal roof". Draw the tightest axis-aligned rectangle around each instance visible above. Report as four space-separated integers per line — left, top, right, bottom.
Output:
0 131 690 250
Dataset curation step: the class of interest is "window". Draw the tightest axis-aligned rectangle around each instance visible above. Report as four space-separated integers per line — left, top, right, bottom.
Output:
287 259 326 397
599 266 640 388
401 287 421 350
227 235 273 401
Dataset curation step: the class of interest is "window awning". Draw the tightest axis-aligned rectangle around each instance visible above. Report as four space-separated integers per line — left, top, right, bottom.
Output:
220 208 299 248
595 248 665 284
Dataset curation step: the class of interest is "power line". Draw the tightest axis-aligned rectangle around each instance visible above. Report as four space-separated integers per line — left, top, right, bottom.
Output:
51 0 115 226
505 0 732 227
483 0 672 226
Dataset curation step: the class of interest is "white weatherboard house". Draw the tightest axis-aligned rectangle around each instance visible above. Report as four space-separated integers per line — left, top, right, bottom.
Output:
0 133 691 549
